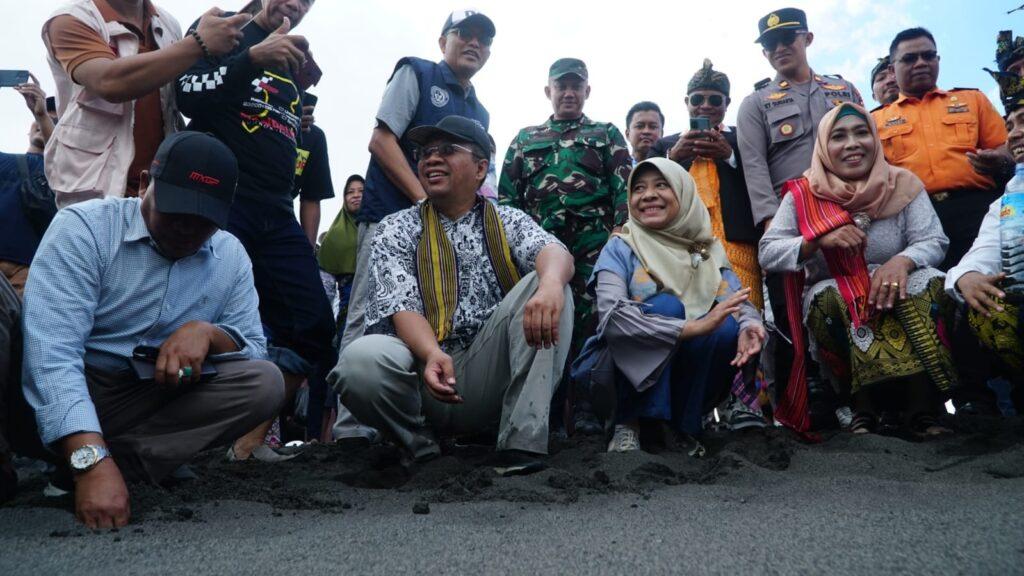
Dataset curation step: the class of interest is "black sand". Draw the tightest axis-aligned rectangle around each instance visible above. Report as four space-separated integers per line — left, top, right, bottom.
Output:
1 417 1022 575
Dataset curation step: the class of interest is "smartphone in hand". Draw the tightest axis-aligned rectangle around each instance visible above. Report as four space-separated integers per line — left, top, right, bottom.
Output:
689 116 712 132
0 70 30 88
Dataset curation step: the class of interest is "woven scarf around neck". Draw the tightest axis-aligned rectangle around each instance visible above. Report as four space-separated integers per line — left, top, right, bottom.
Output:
416 200 521 342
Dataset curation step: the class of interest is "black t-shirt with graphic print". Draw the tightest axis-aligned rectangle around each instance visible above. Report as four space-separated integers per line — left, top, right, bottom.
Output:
292 124 335 202
176 17 303 212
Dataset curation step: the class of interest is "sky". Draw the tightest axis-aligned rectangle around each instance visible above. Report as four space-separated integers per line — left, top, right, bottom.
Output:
0 0 1020 233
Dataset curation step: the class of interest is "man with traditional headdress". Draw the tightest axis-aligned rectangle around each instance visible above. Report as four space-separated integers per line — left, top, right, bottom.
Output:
945 32 1024 414
649 60 767 430
870 56 899 107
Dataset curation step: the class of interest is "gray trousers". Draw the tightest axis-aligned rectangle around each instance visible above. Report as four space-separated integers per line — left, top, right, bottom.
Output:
332 222 379 439
87 360 284 482
331 272 573 459
337 222 377 354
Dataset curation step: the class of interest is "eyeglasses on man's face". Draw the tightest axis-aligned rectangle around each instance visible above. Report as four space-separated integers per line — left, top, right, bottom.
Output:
687 94 725 107
896 50 938 66
413 142 479 162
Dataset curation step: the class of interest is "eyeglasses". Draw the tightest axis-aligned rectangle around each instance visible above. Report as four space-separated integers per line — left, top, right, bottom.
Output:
450 27 493 47
760 30 806 53
413 142 479 162
687 94 725 107
897 50 938 65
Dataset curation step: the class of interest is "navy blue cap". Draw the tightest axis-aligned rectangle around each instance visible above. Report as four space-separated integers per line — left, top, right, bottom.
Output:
441 9 495 38
406 115 493 156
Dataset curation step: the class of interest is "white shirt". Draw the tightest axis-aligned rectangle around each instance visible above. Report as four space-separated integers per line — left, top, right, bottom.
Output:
945 197 1002 303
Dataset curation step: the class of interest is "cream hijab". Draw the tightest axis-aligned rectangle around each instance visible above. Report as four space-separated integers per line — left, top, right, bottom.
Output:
616 157 730 318
805 103 923 220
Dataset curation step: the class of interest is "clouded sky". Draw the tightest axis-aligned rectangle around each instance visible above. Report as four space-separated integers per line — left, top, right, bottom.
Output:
0 0 1018 231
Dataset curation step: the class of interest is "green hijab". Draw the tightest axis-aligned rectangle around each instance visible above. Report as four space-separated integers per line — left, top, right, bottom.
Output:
318 176 361 277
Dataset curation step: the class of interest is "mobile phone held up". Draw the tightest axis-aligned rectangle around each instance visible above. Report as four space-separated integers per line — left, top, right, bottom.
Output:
689 116 712 132
0 70 29 88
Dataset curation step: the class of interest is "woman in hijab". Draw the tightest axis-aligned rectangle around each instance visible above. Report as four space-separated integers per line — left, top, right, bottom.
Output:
318 174 364 330
576 157 766 453
759 103 954 437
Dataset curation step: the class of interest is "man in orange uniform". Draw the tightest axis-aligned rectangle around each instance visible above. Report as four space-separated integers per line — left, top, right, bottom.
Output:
874 27 1014 416
873 27 1012 271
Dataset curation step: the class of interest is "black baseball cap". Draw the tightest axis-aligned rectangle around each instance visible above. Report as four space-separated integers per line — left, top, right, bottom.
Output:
549 58 588 80
755 7 808 43
441 9 495 38
406 115 493 156
150 132 238 228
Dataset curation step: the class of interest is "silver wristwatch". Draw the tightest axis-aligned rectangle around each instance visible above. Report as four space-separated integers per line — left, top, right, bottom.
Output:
69 444 111 474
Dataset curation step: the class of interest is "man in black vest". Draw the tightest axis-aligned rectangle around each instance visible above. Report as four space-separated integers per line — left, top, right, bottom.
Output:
648 59 767 430
340 10 495 353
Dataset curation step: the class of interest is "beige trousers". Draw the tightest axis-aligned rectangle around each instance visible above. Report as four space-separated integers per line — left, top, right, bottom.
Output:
331 273 573 459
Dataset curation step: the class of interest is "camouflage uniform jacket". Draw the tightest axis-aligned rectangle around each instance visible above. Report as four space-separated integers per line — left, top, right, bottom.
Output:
498 115 632 347
498 115 631 265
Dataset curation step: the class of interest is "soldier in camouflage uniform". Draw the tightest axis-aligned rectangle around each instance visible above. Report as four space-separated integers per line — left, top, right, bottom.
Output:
499 58 632 357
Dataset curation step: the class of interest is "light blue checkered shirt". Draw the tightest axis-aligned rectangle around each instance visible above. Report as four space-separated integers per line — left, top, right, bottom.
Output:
22 198 266 446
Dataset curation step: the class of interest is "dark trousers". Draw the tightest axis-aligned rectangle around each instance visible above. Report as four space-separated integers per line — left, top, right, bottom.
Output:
933 188 1003 408
0 273 47 466
85 360 284 482
615 294 737 436
932 188 1001 272
228 201 335 375
766 273 797 396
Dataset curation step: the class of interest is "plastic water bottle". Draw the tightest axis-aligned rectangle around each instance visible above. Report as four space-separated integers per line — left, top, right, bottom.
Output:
1000 164 1024 297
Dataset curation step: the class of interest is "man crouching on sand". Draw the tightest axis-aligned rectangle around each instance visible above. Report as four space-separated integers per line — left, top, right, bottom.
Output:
330 116 574 476
21 133 284 529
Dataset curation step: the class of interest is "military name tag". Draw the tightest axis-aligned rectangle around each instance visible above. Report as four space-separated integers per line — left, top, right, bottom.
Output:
884 117 907 127
947 104 970 114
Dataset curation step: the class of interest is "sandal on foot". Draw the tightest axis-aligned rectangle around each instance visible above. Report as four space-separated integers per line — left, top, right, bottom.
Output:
850 412 878 435
226 444 300 463
909 414 952 439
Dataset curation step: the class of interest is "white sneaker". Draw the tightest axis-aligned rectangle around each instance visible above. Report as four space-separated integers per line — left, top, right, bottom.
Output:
607 425 641 453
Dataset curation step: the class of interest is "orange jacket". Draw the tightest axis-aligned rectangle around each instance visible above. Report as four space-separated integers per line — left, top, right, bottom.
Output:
872 88 1006 194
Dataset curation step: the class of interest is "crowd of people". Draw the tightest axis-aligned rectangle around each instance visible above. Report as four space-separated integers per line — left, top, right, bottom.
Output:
1 0 1023 530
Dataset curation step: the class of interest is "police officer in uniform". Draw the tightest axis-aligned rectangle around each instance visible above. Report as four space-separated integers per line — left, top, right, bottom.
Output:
737 7 862 429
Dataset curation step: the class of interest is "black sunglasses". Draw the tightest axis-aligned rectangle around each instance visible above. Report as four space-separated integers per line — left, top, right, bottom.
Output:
897 50 938 65
413 142 480 162
760 29 805 52
451 27 493 47
688 94 725 107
